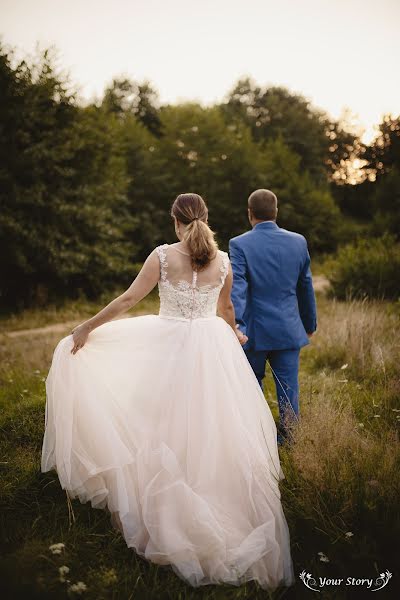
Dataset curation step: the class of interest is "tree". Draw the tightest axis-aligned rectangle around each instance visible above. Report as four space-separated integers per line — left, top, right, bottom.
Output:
361 115 400 237
258 137 341 252
102 77 162 137
155 103 269 246
363 115 400 180
0 45 133 308
222 77 360 186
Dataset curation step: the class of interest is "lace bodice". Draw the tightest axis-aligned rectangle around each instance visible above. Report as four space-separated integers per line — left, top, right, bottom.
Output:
155 244 230 320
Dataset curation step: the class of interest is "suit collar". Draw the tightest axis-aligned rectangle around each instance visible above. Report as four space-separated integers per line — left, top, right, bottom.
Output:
253 221 279 231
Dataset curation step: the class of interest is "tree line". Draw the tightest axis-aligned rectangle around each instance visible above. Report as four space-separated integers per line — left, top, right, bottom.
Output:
0 44 399 309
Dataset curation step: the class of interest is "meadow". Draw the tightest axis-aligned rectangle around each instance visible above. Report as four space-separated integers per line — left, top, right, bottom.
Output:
0 282 399 600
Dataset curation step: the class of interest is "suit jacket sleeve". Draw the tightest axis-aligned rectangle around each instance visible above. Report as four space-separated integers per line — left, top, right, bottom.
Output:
229 239 248 336
296 239 317 334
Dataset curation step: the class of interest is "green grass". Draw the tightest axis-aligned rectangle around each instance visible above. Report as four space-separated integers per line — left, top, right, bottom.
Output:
0 287 159 333
0 292 399 599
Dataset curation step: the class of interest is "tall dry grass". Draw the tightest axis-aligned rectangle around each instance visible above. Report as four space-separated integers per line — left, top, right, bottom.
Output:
0 293 399 598
277 295 400 590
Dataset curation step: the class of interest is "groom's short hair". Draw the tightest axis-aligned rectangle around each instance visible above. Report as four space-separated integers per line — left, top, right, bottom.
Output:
248 189 278 221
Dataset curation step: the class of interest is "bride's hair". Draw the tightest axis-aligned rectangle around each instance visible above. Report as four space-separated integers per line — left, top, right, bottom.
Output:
171 193 218 270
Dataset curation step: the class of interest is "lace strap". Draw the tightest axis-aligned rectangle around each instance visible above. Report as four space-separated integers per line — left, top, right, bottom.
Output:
155 244 168 282
219 250 230 285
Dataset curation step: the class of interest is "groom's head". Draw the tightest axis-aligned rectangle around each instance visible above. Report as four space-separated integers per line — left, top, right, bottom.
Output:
248 189 278 227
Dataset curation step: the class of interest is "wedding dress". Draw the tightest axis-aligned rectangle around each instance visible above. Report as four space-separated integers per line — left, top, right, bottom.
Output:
41 243 295 591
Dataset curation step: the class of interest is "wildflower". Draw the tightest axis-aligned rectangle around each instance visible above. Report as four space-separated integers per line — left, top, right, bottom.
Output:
101 567 118 585
374 415 380 418
49 542 65 555
340 364 348 370
358 423 364 428
338 379 348 383
317 552 330 563
22 389 28 393
68 581 87 594
59 565 70 582
345 531 354 538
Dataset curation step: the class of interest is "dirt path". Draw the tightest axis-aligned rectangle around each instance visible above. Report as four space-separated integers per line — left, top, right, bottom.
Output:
1 313 144 339
313 274 330 293
1 276 330 339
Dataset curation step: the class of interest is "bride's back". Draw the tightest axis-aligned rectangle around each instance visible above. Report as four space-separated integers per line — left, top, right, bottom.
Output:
156 243 229 320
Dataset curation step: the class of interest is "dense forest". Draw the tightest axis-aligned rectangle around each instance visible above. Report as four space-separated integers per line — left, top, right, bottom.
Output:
1 44 399 309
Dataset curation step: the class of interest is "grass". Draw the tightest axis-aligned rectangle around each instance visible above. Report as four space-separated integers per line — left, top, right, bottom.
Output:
0 292 399 599
0 287 159 333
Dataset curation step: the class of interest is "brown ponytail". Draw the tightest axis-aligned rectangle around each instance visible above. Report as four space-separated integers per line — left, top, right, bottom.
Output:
170 193 218 270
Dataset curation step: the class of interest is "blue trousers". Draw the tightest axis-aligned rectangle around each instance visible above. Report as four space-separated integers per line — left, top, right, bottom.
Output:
245 348 300 441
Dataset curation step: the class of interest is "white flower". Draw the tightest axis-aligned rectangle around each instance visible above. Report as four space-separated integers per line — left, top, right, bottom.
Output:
68 581 87 594
49 542 65 554
374 415 381 418
59 566 69 575
345 531 354 538
59 565 70 582
318 551 330 563
358 423 364 428
340 363 348 370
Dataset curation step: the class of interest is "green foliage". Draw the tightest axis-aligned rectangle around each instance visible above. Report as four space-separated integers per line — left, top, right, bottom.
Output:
1 43 398 310
259 137 341 252
223 77 360 185
363 114 400 179
326 234 400 300
154 103 269 245
371 166 400 237
0 46 135 308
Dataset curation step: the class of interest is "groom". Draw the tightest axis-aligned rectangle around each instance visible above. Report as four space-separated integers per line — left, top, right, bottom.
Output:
229 189 317 445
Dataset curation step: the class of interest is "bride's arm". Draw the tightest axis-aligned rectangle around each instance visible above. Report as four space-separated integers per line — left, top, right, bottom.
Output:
70 249 160 354
217 264 248 346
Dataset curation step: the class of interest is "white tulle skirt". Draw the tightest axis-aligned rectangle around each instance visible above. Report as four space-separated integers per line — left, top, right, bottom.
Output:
41 314 295 590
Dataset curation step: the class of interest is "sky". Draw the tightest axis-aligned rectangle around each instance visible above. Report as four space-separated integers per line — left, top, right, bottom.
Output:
1 0 399 143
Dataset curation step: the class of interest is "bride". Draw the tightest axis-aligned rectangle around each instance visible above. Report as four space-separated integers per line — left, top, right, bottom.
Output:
41 192 295 591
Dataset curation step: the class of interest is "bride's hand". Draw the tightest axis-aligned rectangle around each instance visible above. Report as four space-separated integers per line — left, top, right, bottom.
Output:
235 325 248 346
71 323 91 355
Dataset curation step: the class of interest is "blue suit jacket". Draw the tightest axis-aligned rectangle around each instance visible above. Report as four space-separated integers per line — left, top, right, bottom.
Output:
229 221 317 351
